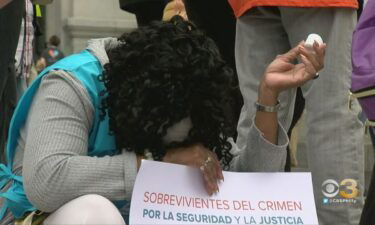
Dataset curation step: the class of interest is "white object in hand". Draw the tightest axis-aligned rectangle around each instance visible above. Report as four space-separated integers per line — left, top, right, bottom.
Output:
304 34 323 52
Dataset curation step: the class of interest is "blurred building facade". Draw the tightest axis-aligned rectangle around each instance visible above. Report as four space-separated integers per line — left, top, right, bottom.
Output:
45 0 137 55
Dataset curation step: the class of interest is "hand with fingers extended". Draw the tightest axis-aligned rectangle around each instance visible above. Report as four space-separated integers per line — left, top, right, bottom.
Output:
260 41 326 97
163 143 224 196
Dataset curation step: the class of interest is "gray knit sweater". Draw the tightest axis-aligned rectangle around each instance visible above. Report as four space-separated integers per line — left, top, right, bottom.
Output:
0 38 288 224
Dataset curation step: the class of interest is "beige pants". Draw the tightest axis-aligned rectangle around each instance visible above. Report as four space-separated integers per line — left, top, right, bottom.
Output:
235 7 365 225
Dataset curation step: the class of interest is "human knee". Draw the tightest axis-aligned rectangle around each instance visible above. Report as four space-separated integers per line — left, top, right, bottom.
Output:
45 194 125 225
74 194 125 224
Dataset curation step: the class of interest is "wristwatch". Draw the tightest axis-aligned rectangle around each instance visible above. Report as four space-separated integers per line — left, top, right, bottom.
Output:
254 101 280 112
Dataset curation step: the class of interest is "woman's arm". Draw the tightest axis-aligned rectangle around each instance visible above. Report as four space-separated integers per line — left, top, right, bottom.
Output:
22 71 138 212
165 42 326 192
255 42 325 143
231 42 326 172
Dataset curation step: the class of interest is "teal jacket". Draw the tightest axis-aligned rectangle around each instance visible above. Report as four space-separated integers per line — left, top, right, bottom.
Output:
0 50 117 220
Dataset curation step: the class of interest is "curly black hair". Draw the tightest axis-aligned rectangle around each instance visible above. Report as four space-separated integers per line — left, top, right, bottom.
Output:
102 16 234 169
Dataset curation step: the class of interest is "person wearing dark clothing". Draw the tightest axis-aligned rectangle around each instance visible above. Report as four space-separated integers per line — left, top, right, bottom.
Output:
361 164 375 225
40 35 64 67
119 0 167 26
182 0 242 137
0 0 25 163
353 0 375 224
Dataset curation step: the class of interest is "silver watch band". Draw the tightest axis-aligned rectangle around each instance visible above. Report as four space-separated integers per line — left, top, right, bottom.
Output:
254 101 280 112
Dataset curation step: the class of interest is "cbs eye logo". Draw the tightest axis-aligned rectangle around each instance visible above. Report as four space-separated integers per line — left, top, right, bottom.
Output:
322 179 358 199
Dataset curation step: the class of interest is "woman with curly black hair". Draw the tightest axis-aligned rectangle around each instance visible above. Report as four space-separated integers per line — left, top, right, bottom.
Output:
0 16 325 224
103 17 235 168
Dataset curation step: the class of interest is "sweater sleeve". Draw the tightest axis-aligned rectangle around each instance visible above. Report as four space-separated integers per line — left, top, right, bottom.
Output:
22 71 137 212
229 117 288 172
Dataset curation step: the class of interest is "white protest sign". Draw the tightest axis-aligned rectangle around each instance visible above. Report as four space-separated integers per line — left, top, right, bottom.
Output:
130 160 318 225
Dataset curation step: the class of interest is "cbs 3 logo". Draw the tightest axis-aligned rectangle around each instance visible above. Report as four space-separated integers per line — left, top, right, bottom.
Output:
322 179 358 199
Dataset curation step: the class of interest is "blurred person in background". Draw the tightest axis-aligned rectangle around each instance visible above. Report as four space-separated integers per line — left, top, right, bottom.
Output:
351 0 375 224
0 0 25 164
14 0 34 98
0 0 52 164
36 35 65 72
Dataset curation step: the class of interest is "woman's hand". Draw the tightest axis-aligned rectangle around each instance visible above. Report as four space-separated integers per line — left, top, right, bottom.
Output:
255 41 326 144
261 41 326 97
163 144 223 196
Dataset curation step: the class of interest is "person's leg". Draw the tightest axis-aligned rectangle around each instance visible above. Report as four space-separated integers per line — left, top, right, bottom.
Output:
360 145 375 225
119 0 166 27
184 0 242 136
235 7 296 153
370 127 375 150
134 1 166 26
281 7 365 224
44 194 126 225
184 0 236 75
